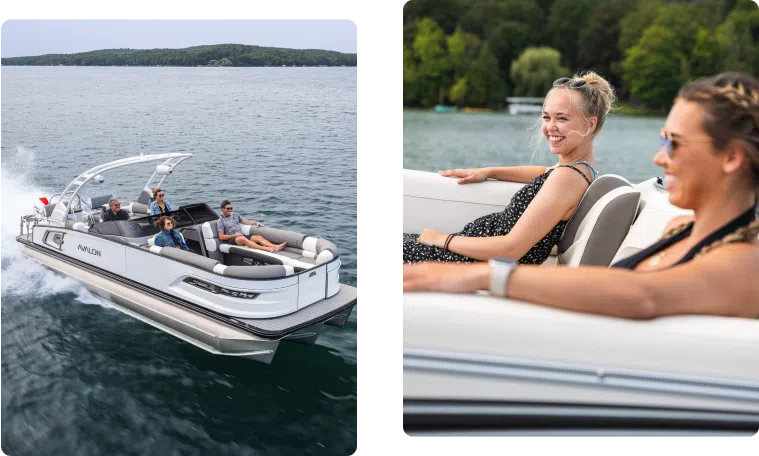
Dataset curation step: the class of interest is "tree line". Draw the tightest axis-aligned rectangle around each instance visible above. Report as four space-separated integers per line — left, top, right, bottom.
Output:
404 0 759 110
1 44 358 68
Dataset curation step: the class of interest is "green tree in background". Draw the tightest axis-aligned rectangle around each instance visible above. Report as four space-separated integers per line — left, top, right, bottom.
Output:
412 18 451 105
401 0 756 110
548 0 600 69
690 29 723 79
466 42 507 105
622 26 689 110
650 2 711 60
575 0 637 94
446 28 482 105
618 0 666 55
717 0 759 75
510 47 569 98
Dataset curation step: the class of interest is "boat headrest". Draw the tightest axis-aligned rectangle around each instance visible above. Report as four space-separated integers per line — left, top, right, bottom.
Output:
89 194 114 210
559 174 633 253
557 175 640 267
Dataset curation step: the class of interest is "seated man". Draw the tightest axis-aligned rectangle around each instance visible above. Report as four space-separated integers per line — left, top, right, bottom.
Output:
103 198 129 222
217 200 286 252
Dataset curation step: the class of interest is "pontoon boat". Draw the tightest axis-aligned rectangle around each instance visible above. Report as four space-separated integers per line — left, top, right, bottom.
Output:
16 153 357 364
403 169 759 435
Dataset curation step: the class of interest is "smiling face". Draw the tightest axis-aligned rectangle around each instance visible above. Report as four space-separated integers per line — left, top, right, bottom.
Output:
156 191 164 201
654 100 722 209
163 219 173 230
542 89 597 156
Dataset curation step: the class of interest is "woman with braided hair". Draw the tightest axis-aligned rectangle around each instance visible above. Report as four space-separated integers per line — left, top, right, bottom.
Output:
405 73 759 320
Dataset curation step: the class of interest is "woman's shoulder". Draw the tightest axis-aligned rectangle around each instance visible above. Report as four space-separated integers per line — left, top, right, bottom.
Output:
662 215 694 237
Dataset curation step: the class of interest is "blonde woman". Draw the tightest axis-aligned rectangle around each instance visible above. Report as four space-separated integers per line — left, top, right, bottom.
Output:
403 71 615 265
405 73 759 320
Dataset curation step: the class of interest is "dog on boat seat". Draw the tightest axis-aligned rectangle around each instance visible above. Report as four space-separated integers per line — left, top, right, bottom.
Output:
554 174 641 267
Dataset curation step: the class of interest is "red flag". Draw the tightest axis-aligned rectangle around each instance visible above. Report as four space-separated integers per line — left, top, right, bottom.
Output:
40 197 49 205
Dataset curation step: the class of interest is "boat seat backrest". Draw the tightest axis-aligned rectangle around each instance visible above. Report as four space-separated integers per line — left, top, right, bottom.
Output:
557 174 640 267
136 189 153 205
147 243 293 277
89 194 114 211
130 202 150 215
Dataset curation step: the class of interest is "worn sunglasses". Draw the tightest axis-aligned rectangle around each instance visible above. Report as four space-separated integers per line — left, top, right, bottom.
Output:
157 193 165 197
553 77 587 89
224 206 233 210
660 129 713 158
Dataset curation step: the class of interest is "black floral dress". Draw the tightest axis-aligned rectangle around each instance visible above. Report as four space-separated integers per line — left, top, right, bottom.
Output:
403 169 570 265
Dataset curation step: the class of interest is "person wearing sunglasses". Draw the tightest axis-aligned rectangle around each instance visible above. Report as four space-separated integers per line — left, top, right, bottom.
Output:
103 197 129 222
217 200 287 252
149 187 174 215
404 71 613 265
153 216 190 251
405 73 759 320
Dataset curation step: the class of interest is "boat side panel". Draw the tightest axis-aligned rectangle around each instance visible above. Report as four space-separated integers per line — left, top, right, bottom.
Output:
32 227 127 276
327 259 341 297
124 247 300 318
297 264 327 309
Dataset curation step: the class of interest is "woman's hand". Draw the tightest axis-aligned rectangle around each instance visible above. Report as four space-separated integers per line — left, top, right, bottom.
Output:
417 228 447 248
438 168 489 184
403 262 490 293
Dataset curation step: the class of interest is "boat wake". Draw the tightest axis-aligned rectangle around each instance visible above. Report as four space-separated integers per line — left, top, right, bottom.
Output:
1 147 107 306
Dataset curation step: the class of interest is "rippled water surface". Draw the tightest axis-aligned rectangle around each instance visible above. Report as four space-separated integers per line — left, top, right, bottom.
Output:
1 66 356 456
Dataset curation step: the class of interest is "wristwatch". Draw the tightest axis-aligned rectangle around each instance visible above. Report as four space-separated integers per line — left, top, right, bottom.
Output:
488 257 517 297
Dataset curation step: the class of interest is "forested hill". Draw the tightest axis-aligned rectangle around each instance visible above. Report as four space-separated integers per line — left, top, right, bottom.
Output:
0 44 358 67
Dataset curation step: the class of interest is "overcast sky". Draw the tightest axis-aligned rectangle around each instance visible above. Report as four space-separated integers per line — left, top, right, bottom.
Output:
1 20 357 57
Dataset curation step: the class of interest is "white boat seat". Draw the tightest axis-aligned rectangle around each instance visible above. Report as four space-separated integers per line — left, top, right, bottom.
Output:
557 174 641 267
130 202 150 215
200 221 338 269
148 244 293 277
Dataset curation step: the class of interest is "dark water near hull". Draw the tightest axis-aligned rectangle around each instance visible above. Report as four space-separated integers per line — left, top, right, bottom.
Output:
1 67 356 455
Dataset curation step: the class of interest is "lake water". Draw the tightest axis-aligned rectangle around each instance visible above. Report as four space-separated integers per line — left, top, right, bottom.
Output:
1 67 356 456
403 109 667 184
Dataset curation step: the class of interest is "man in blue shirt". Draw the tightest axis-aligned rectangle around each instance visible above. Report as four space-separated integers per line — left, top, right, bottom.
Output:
217 200 286 252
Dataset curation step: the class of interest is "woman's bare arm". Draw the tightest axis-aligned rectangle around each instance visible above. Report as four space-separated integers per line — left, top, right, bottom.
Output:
439 166 549 184
444 167 588 260
404 243 759 319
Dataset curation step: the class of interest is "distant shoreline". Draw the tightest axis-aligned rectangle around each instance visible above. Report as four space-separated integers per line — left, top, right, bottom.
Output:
1 43 357 68
2 64 355 68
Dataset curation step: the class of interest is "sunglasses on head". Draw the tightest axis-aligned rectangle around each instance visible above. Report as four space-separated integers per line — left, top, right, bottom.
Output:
553 77 587 89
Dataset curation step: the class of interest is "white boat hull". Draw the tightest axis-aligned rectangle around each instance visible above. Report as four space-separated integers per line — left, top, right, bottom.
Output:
22 242 356 364
403 169 759 433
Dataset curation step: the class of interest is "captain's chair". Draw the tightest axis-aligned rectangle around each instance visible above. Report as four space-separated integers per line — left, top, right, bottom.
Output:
555 174 641 267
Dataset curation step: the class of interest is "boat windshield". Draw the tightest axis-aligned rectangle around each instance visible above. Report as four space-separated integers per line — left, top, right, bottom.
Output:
92 203 220 238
